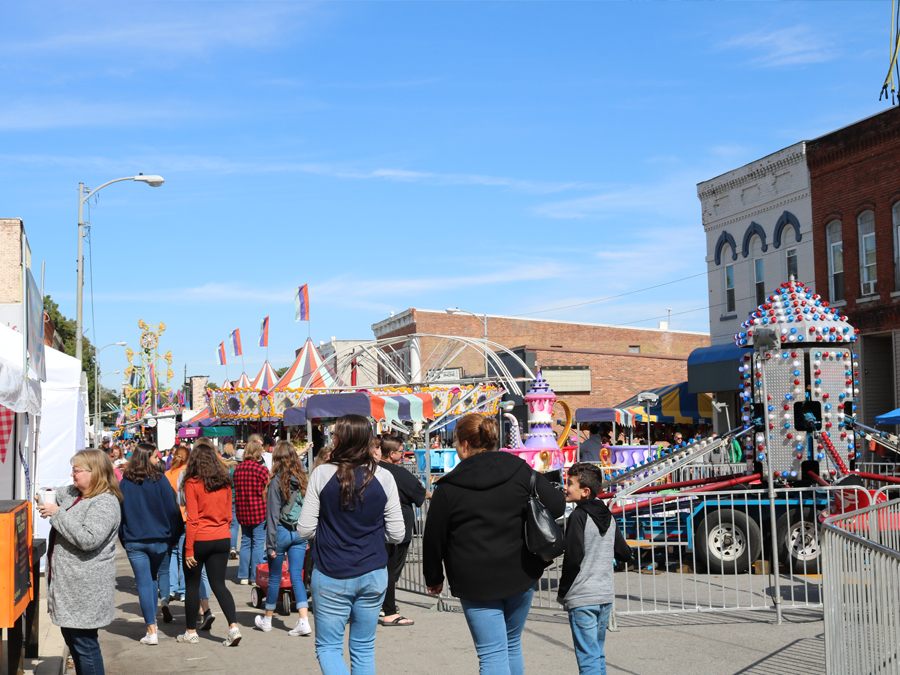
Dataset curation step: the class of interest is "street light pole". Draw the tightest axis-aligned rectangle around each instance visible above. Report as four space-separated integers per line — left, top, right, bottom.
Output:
75 175 165 362
94 342 127 439
446 308 489 377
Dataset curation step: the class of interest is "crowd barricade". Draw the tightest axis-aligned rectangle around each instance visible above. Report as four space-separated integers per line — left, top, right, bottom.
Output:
398 479 876 618
821 496 900 674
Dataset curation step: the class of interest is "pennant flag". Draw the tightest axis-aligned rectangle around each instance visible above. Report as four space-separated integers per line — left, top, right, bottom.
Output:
294 284 310 322
259 316 269 348
217 342 227 366
230 329 243 357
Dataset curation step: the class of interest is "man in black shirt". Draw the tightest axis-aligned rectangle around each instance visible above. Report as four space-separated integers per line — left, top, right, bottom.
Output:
378 435 428 626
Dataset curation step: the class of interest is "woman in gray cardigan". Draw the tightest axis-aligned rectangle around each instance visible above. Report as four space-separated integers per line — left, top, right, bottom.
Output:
37 449 123 675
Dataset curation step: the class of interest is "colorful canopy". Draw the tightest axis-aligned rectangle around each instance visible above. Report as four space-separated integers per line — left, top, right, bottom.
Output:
274 338 344 390
251 361 280 391
615 382 713 425
182 407 219 428
574 407 657 425
285 392 434 426
235 372 251 389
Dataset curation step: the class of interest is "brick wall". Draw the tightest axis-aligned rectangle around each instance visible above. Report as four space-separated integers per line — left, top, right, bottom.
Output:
808 106 900 333
0 220 23 304
369 309 706 414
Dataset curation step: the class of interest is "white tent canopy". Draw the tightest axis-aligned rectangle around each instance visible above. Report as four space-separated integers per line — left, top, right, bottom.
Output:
0 323 41 414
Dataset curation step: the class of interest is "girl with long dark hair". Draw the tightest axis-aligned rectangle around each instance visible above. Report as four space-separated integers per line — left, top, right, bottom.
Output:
255 440 312 636
298 415 405 674
177 440 242 647
119 443 182 645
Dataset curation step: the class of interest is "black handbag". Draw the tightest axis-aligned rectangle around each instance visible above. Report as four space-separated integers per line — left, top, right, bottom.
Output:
524 471 565 561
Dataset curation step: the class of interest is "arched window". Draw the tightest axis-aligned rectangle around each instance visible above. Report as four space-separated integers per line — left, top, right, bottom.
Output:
826 220 844 303
725 265 735 313
893 202 900 291
858 210 876 296
749 235 765 306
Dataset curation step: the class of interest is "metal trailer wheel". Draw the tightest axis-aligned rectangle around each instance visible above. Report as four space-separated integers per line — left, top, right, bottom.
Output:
250 586 263 609
776 508 821 574
695 509 762 575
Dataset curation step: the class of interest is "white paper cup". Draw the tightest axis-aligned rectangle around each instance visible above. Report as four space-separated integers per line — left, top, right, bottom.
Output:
41 489 57 506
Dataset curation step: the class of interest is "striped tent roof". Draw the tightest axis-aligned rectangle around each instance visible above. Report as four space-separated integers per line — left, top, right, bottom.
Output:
574 407 657 425
273 338 344 390
235 372 252 389
616 382 713 425
251 360 280 391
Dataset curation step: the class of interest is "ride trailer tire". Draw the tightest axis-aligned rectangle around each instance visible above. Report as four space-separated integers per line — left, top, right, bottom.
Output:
776 508 821 574
250 586 263 609
280 591 292 616
695 509 762 575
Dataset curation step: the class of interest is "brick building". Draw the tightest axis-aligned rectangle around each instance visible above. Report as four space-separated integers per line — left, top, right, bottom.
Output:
371 309 709 413
808 106 900 424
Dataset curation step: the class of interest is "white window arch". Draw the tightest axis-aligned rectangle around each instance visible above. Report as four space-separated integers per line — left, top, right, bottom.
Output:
826 220 844 302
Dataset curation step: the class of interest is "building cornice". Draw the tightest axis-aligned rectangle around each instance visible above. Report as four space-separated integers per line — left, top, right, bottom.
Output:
372 309 415 338
703 191 810 233
697 147 807 201
808 125 900 171
513 344 691 362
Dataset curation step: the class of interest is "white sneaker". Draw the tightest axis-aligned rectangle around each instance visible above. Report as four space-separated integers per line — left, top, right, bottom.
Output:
289 617 312 637
176 632 199 644
239 578 249 585
140 632 158 645
222 626 242 647
254 615 272 632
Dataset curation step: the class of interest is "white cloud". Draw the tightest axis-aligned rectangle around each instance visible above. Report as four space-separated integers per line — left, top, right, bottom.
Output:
722 25 838 68
0 99 194 131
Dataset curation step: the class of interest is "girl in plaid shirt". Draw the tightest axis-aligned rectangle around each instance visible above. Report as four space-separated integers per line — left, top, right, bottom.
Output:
234 437 269 584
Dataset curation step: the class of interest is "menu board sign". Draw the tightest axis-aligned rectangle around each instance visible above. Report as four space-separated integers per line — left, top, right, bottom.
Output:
13 505 30 604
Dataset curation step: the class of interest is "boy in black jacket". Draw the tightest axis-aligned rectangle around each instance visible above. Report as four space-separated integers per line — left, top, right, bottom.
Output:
557 464 632 675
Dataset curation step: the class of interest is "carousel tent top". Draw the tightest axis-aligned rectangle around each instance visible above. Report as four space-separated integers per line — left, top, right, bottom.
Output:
283 392 434 426
574 407 657 425
274 338 343 390
234 372 251 389
251 361 280 391
616 382 713 425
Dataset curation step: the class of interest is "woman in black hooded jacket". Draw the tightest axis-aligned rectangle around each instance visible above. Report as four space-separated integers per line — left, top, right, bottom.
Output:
423 413 565 675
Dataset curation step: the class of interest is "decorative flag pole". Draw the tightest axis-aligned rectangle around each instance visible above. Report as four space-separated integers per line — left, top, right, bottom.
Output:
218 341 229 383
259 316 269 361
231 329 244 374
295 284 310 338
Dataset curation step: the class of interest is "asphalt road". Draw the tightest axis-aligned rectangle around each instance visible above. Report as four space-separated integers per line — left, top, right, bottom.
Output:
88 546 826 675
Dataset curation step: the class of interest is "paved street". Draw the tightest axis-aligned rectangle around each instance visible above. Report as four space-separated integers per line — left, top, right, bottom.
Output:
61 547 829 675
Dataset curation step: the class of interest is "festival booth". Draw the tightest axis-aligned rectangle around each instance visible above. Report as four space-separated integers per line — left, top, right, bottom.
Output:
615 382 714 426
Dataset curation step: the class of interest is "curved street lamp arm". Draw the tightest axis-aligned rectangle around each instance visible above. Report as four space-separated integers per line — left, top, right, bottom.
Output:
81 177 138 205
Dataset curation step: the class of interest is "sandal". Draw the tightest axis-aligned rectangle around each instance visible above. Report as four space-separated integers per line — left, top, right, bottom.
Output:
379 615 414 626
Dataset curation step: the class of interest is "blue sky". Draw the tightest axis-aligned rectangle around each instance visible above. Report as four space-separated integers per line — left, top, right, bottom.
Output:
0 1 890 387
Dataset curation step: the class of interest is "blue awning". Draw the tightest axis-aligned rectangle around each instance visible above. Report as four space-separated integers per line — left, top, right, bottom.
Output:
687 343 745 393
875 408 900 425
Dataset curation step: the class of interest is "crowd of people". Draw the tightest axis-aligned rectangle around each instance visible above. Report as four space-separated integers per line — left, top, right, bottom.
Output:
38 415 628 675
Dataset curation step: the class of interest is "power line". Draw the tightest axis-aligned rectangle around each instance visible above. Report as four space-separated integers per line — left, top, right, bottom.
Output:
513 271 707 317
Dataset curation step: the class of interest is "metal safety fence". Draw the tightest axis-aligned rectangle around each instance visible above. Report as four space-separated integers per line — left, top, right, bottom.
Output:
822 497 900 674
397 480 880 619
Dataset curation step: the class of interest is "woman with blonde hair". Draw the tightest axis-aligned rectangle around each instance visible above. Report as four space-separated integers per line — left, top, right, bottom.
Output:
234 437 268 584
255 440 311 635
36 449 123 675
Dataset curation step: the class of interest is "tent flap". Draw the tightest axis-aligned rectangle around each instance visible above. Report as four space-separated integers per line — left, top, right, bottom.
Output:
616 382 713 425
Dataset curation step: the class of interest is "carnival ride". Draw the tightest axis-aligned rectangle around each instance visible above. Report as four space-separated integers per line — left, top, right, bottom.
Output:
120 319 181 429
578 279 900 580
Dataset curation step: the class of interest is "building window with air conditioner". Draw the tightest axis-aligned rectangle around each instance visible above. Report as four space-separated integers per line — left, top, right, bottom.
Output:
858 210 877 296
786 248 798 281
826 220 844 303
725 264 735 313
754 258 765 306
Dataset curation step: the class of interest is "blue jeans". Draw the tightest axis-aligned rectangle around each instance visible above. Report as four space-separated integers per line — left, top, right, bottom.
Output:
169 533 209 600
266 524 309 611
311 567 387 675
459 587 535 675
568 604 611 675
124 540 168 627
60 627 104 675
230 502 239 549
238 521 266 582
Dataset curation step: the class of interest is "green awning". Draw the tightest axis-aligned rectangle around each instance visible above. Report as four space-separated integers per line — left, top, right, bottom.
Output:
202 426 235 438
